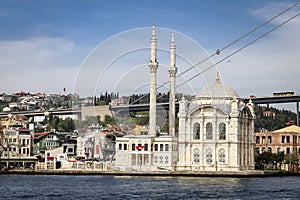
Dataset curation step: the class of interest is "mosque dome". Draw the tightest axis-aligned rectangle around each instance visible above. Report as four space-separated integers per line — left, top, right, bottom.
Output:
197 73 239 98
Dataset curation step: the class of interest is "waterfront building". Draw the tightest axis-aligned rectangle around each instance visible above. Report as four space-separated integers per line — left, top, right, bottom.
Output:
115 24 256 172
255 125 300 157
34 131 61 156
76 128 116 161
0 128 37 169
115 134 177 171
115 24 178 171
177 74 256 171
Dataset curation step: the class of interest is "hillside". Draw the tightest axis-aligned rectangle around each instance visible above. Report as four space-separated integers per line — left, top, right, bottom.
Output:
254 105 297 132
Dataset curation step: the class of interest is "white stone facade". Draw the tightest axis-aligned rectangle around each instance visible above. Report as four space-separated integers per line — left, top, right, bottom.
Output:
114 25 255 172
176 76 255 171
115 135 177 171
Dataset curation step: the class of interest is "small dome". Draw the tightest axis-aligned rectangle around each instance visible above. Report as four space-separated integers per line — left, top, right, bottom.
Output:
197 73 239 98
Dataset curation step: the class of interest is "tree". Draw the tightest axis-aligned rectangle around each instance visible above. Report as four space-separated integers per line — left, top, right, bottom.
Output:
255 152 285 170
100 115 116 127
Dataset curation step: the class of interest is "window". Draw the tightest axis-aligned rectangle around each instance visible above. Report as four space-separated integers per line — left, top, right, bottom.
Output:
141 131 148 135
282 136 285 143
277 147 281 153
206 123 213 140
218 148 225 163
293 136 297 144
206 148 213 165
159 156 163 163
136 143 143 151
256 136 260 144
160 144 164 151
267 136 272 144
287 136 290 143
193 148 200 163
144 143 148 151
119 143 122 150
267 147 272 153
124 144 127 150
193 123 200 139
132 143 135 151
165 144 169 151
154 156 158 163
262 136 266 144
165 156 169 164
219 123 226 140
255 148 260 154
286 147 290 154
154 144 158 151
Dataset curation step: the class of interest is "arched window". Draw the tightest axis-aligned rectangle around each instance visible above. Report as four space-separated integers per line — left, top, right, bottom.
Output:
160 144 164 151
144 143 148 151
277 147 281 153
268 147 272 153
165 144 169 151
206 123 213 140
193 148 200 163
218 148 225 163
219 123 226 140
193 123 200 139
206 148 212 165
255 148 260 154
132 143 135 151
154 156 158 163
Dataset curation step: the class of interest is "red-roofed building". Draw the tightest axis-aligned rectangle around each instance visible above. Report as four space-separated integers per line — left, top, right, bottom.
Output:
34 131 61 156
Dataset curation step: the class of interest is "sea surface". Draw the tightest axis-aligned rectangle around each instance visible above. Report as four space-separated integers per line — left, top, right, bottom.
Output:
0 175 299 199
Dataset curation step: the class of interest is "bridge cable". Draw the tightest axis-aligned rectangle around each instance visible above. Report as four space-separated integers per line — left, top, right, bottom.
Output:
176 12 300 89
129 2 300 105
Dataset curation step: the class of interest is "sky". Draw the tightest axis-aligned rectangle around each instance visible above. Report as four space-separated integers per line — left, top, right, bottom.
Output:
0 0 300 107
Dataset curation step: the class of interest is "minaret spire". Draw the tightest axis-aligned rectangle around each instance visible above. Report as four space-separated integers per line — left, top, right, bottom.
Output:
216 72 220 84
150 22 157 63
169 30 177 136
148 23 159 136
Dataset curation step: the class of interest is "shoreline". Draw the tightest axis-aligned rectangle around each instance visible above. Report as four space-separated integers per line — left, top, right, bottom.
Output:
1 169 298 177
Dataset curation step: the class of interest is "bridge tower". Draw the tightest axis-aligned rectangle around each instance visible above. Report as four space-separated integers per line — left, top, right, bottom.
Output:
168 31 177 136
148 23 159 136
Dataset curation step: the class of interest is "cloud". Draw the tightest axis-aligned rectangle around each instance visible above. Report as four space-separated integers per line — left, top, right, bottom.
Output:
0 37 81 94
250 1 300 24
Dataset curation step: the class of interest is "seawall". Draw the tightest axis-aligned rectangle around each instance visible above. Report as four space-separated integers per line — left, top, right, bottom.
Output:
1 169 294 177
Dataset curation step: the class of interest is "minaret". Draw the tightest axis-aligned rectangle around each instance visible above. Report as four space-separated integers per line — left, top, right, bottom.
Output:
148 23 159 136
168 31 177 136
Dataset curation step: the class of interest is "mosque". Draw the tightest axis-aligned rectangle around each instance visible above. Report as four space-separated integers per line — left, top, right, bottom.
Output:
115 24 255 172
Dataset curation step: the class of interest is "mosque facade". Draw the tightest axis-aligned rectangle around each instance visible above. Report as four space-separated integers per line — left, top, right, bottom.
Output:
115 24 255 172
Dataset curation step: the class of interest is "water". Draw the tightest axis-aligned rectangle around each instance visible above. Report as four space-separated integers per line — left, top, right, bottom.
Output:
0 175 299 199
